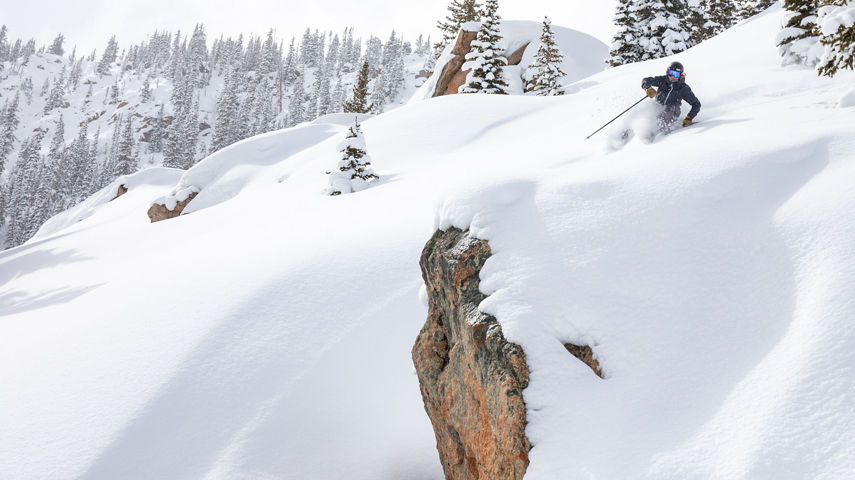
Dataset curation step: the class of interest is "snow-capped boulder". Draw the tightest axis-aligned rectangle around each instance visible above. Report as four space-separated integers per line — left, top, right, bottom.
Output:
147 188 199 223
413 228 531 480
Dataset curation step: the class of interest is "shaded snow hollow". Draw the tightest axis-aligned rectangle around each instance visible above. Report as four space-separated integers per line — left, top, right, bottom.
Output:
2 7 855 480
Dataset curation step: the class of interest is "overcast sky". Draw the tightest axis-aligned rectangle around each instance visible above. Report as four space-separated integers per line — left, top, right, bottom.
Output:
0 0 616 53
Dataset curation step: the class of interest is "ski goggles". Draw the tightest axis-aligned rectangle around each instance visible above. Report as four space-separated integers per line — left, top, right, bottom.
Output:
667 69 683 79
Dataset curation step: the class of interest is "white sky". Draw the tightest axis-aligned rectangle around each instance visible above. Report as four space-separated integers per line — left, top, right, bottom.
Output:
0 0 616 54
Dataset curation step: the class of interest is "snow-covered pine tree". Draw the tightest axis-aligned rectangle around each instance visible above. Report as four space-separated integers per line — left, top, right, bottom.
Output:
182 95 200 166
777 0 821 66
114 115 137 176
330 78 346 113
7 133 44 245
212 69 241 151
327 118 377 195
21 77 34 104
69 58 83 91
150 104 165 153
736 0 777 21
68 122 90 201
343 61 373 113
44 74 67 114
108 80 120 105
39 77 50 98
434 0 482 58
48 33 65 56
0 25 8 62
460 0 509 94
643 0 695 59
140 73 153 102
45 116 68 212
380 32 406 106
364 36 383 76
817 0 855 77
609 0 646 66
97 36 119 76
187 24 209 87
0 92 20 175
283 38 298 84
527 17 567 95
287 69 307 126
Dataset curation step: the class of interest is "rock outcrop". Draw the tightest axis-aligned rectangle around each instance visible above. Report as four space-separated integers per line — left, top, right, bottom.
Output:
432 27 530 98
112 184 128 201
413 228 531 480
433 29 480 97
147 191 198 223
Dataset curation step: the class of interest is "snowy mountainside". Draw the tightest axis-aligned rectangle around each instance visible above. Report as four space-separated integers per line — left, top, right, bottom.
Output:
0 26 431 249
3 8 855 480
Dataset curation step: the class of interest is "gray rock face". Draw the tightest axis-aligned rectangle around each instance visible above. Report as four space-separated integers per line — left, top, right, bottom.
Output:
413 228 531 480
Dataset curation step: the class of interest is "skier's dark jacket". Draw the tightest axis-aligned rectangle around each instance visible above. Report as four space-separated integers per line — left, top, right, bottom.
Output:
641 75 701 120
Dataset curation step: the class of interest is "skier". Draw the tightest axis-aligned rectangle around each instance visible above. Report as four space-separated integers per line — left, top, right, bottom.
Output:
641 61 701 132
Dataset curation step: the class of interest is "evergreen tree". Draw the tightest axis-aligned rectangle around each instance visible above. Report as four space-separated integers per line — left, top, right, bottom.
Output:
150 104 165 153
364 36 384 76
212 69 241 151
379 31 406 105
817 0 855 77
97 36 119 75
0 93 20 175
87 127 103 192
609 0 646 66
343 61 373 113
327 118 377 195
287 69 307 126
68 122 90 201
108 80 120 105
140 73 153 102
187 24 209 87
40 77 50 98
644 0 695 59
46 116 67 212
527 17 567 95
21 77 34 104
434 0 482 58
69 58 84 91
48 33 65 56
330 78 346 113
0 25 8 62
460 0 509 94
736 0 777 20
114 115 137 176
777 0 821 66
44 75 67 113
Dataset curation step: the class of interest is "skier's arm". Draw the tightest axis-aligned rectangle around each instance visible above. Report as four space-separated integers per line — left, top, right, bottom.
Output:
641 75 666 89
683 86 701 119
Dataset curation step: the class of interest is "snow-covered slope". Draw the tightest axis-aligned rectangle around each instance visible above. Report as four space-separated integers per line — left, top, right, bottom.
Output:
2 7 855 479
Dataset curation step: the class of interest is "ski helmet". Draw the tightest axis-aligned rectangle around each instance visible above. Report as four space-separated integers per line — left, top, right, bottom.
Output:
667 62 685 82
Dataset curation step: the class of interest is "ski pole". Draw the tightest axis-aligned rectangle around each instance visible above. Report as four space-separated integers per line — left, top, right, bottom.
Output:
585 96 648 140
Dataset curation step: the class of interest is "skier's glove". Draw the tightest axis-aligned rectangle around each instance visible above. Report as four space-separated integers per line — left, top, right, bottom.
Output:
682 117 693 127
645 87 657 99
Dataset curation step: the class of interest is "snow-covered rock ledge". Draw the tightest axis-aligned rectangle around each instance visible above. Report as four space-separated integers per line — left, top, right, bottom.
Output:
413 227 531 480
147 186 200 223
